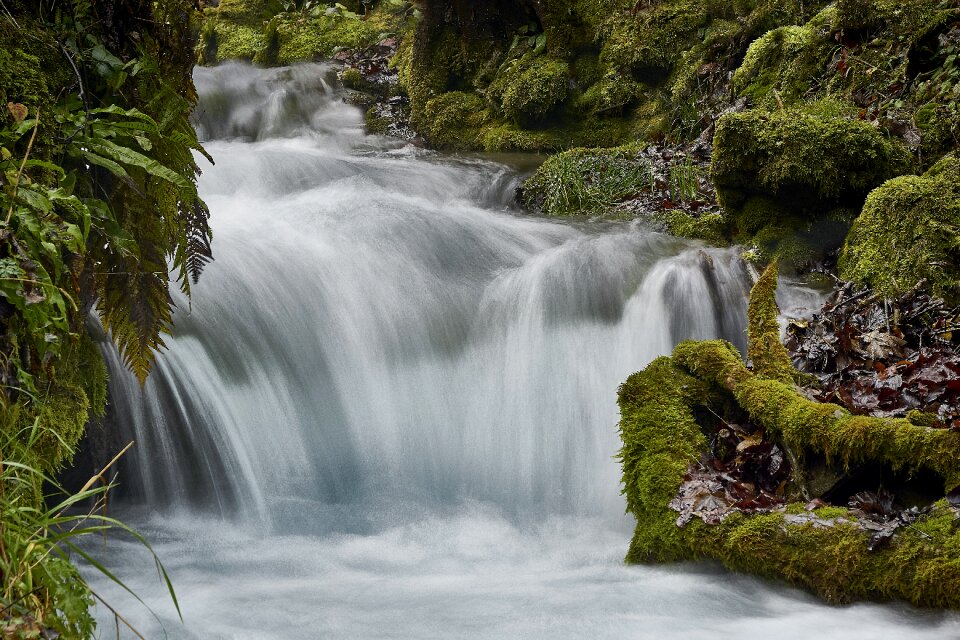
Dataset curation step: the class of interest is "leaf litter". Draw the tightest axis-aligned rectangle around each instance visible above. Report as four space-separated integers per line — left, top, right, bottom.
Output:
669 278 960 545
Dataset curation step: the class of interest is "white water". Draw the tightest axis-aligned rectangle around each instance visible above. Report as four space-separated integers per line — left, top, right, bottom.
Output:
85 63 960 638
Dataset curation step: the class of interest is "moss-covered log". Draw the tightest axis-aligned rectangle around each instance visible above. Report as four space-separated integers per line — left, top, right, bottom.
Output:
619 265 960 608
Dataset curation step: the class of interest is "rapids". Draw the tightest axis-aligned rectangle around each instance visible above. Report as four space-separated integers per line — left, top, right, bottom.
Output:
85 63 960 638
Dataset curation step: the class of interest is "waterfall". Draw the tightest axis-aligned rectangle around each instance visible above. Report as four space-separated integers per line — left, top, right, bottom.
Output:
87 62 959 639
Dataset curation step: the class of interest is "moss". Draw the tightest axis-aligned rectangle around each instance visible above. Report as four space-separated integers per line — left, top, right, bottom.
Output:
0 333 107 475
420 91 491 149
747 262 796 383
486 56 570 123
655 210 727 244
364 106 390 134
521 144 650 215
732 15 833 108
599 1 709 81
835 0 948 34
618 357 716 562
712 107 911 211
212 0 270 26
673 339 960 490
574 71 643 115
839 153 960 302
340 67 364 89
620 322 960 607
207 20 265 62
273 14 381 65
480 122 560 152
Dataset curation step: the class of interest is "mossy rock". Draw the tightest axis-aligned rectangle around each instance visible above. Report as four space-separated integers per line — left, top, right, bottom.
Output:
732 10 834 108
619 271 960 608
521 144 650 216
420 91 491 149
711 107 911 212
205 21 265 62
574 71 643 116
212 0 272 26
0 333 107 475
835 0 950 35
599 0 709 81
486 56 570 124
478 123 559 152
840 153 960 302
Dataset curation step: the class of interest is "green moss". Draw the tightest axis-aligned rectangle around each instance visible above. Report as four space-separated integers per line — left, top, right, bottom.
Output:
673 339 960 490
839 153 960 302
208 21 265 62
480 123 560 152
213 0 271 26
620 329 960 607
618 357 715 562
486 56 570 123
747 262 796 383
420 91 491 149
574 71 643 115
655 210 727 244
712 107 911 211
732 16 832 107
0 333 107 475
835 0 948 34
273 15 381 65
341 67 364 89
521 144 651 215
599 1 709 81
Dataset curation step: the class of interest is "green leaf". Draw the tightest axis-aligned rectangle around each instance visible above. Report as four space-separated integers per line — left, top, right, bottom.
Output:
81 138 193 191
17 187 53 214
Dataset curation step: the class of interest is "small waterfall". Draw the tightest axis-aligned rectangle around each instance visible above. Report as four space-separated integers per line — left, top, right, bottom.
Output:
105 62 753 530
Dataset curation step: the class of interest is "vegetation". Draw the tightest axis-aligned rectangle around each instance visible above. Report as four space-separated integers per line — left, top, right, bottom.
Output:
198 0 415 66
840 153 960 302
619 269 960 607
0 0 209 633
521 145 651 216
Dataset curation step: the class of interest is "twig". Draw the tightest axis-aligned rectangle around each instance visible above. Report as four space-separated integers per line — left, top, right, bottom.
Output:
4 111 41 227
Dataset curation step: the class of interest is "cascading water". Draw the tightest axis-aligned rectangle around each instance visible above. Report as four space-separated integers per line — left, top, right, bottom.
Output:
86 62 960 638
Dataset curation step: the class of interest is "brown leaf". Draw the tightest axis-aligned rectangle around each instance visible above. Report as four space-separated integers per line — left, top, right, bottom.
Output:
7 102 27 123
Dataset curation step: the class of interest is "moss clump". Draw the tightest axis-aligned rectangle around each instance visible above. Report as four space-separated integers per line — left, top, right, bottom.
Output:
673 338 960 490
486 56 569 123
0 333 107 476
200 1 397 65
573 71 644 116
521 144 651 216
420 91 491 149
272 14 381 65
840 153 960 302
480 122 560 152
732 12 833 108
747 262 796 383
834 0 948 34
340 67 365 90
211 0 270 26
712 107 910 212
655 210 727 245
618 356 716 562
599 1 710 81
207 21 265 62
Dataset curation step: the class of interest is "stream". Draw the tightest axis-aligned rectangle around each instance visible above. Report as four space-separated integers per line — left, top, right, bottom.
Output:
84 62 960 639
